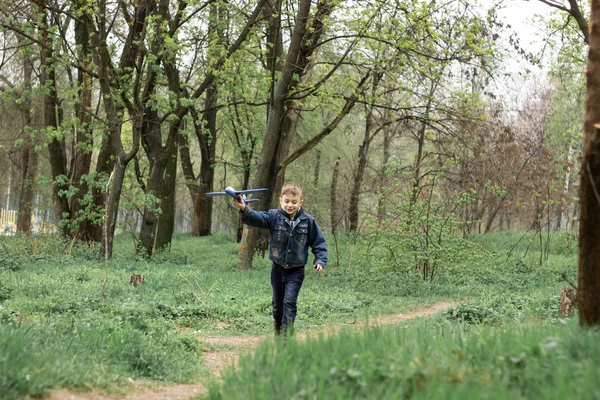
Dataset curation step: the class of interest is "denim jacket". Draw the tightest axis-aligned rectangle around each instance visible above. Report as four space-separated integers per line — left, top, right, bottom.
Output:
241 206 328 269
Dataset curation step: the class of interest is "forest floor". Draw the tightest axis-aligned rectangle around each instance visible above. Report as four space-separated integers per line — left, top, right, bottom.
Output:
46 302 453 400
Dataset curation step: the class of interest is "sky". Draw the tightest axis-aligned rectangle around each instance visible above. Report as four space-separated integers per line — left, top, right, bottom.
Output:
492 1 558 106
498 0 554 55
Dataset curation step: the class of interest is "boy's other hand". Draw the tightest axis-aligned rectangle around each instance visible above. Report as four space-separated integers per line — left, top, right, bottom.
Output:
232 196 246 212
314 264 324 274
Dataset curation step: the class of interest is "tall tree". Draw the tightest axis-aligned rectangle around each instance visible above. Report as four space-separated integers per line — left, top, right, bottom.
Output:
578 0 600 325
237 0 342 269
84 0 148 257
138 0 267 254
16 42 37 235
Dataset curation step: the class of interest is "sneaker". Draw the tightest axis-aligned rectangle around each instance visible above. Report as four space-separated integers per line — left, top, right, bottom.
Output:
274 322 282 336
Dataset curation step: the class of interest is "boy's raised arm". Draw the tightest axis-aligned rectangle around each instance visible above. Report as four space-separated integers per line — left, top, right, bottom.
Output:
232 197 272 229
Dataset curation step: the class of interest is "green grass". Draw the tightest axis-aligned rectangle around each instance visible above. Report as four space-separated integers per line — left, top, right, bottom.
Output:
205 317 600 400
0 231 582 398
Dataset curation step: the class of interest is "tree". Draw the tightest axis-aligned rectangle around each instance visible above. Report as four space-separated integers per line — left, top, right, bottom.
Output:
578 1 600 325
16 46 36 235
237 0 338 270
538 0 588 43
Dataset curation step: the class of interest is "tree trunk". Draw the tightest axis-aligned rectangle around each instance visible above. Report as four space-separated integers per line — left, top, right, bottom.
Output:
561 130 577 230
313 150 321 187
101 157 128 258
86 0 143 258
70 16 95 241
138 152 168 255
237 0 313 270
39 6 70 236
155 145 178 250
331 157 341 233
179 129 197 205
88 137 114 242
349 73 382 232
410 122 427 207
191 81 218 236
377 129 391 224
578 0 600 326
16 53 36 235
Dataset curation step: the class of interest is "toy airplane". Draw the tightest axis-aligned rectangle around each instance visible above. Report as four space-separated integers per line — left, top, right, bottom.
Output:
206 186 269 204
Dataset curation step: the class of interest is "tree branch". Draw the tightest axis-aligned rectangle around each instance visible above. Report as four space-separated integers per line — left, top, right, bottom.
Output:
276 71 371 178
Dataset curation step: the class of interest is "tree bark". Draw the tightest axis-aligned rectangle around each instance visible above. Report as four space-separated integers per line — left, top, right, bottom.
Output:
191 95 218 236
155 145 178 250
39 5 70 236
377 128 391 224
190 2 221 237
349 72 382 232
101 157 128 258
331 157 341 233
578 0 600 325
16 54 36 235
70 14 95 241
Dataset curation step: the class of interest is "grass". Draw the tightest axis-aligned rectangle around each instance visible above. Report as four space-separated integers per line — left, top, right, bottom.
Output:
0 230 582 398
206 318 598 400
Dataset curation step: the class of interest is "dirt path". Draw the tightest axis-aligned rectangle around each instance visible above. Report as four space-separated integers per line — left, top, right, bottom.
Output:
46 301 453 400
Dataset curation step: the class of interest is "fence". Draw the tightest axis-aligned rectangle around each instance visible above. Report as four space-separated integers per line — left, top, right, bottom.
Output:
0 208 56 235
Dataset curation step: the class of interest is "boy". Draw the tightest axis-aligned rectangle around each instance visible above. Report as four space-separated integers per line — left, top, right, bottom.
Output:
232 182 327 337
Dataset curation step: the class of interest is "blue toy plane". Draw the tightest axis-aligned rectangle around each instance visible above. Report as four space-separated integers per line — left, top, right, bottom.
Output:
206 186 269 204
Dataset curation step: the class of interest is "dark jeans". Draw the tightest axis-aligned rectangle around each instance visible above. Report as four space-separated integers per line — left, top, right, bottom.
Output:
271 263 305 331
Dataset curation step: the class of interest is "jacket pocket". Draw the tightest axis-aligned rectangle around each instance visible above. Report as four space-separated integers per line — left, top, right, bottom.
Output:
274 225 287 242
295 227 308 244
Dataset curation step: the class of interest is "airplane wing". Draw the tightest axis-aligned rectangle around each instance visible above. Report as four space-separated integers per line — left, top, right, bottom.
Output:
237 188 269 195
205 187 269 204
205 191 226 197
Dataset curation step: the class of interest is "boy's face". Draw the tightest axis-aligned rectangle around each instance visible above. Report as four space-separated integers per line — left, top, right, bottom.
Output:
279 192 304 216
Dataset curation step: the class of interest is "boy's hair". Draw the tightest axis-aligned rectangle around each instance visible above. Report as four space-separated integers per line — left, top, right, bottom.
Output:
280 182 303 198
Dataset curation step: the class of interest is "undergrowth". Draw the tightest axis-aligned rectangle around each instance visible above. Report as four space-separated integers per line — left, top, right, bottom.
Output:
0 231 579 398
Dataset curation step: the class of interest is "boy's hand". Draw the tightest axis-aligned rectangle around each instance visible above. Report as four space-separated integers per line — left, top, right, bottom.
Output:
314 264 324 274
232 196 246 212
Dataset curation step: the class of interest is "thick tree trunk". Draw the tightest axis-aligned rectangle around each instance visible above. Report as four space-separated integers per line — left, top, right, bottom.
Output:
139 154 168 255
179 131 197 205
348 127 371 231
39 7 70 236
191 82 218 236
17 54 36 235
155 146 178 250
578 0 600 326
70 17 95 241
